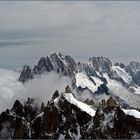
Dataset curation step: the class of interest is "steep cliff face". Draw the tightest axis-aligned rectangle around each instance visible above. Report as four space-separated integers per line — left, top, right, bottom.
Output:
0 86 140 139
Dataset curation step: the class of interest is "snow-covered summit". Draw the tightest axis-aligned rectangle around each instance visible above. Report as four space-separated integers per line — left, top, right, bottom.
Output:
61 92 96 117
53 86 96 117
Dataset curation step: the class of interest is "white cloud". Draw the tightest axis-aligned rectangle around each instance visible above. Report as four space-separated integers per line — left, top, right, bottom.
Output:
0 1 140 31
17 72 72 106
0 68 71 113
0 68 25 112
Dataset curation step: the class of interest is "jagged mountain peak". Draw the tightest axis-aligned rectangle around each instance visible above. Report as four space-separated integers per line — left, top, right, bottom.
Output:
48 51 59 57
65 85 72 93
89 56 112 63
19 65 33 83
114 62 125 69
19 52 77 82
88 56 112 73
50 86 96 117
51 90 60 100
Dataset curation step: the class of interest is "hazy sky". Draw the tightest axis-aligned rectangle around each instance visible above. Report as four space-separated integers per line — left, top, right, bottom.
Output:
0 1 140 69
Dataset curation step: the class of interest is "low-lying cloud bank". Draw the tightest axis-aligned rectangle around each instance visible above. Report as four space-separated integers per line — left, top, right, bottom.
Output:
0 68 71 113
0 68 25 112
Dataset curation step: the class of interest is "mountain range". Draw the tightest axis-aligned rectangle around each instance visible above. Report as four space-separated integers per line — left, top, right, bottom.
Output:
19 52 140 108
0 52 140 139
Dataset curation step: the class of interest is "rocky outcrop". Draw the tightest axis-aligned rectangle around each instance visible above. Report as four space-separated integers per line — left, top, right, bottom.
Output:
51 90 59 100
89 56 112 73
125 61 140 86
12 100 24 116
114 107 140 139
0 110 15 139
84 98 95 107
77 62 98 78
19 65 33 83
41 102 60 138
115 62 125 69
107 96 117 109
65 85 72 93
33 56 54 75
14 117 28 139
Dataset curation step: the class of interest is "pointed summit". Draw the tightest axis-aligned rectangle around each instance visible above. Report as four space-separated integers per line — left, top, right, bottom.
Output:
52 90 59 100
19 65 33 83
107 96 117 108
65 85 72 93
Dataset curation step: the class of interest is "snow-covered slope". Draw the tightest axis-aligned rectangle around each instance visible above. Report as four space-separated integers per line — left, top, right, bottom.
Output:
75 71 140 108
76 72 103 93
122 108 140 119
54 92 96 117
112 66 132 84
103 73 140 108
91 76 103 86
62 92 96 117
133 86 140 95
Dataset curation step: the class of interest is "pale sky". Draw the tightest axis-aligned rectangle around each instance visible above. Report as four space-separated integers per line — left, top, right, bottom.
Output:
0 1 140 69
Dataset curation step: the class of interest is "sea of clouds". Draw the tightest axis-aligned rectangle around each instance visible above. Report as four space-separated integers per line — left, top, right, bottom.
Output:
0 68 72 113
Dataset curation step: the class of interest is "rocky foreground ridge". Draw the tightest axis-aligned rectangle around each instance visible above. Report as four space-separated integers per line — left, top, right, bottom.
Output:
0 86 140 139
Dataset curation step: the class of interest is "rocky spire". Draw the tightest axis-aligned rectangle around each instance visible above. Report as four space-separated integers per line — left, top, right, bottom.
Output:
52 90 59 100
65 85 72 93
107 96 117 108
19 65 33 83
41 102 45 113
84 98 95 107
